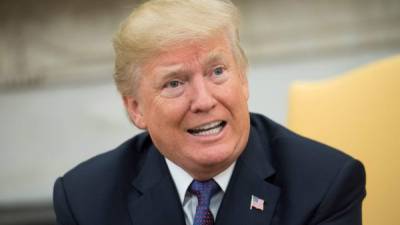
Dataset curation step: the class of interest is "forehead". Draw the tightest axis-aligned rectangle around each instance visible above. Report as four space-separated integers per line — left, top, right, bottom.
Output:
143 35 234 71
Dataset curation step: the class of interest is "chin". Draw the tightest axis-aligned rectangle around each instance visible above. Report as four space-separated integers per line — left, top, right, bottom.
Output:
194 148 236 167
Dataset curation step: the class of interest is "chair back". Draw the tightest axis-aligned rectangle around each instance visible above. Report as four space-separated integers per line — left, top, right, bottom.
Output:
287 55 400 225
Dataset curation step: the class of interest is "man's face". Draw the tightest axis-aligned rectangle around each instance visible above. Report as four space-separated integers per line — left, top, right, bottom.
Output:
124 34 250 179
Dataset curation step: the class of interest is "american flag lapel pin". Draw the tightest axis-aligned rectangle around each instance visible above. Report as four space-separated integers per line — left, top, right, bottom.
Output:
250 195 264 211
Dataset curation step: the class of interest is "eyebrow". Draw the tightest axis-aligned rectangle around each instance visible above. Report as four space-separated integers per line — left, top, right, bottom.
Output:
202 51 229 67
151 64 189 88
151 50 229 86
155 64 183 76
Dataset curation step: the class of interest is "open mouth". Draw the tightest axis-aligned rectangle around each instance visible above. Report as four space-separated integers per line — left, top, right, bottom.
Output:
187 121 227 136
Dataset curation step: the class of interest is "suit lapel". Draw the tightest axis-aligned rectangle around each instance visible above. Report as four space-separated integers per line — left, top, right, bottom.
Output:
216 127 281 225
127 145 186 225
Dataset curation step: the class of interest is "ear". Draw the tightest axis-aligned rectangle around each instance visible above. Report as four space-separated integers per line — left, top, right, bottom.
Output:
123 96 147 129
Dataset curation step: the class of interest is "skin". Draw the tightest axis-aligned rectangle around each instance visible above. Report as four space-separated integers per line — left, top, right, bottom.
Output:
124 33 250 180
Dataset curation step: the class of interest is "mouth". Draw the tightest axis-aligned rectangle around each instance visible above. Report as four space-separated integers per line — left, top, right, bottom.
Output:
187 120 227 136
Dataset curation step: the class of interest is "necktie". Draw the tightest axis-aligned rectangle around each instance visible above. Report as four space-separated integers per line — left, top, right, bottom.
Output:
189 179 220 225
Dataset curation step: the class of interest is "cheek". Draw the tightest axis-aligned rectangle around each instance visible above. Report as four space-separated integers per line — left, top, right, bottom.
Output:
145 97 190 129
219 80 248 106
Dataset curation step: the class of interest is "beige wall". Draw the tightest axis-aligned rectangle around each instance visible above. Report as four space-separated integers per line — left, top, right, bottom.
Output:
1 0 400 88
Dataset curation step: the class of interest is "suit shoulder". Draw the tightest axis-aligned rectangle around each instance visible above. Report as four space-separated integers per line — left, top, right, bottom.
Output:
53 132 154 224
250 112 355 165
250 113 366 218
249 112 362 184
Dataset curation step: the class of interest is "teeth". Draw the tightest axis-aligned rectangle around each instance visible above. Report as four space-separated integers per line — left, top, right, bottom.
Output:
192 125 223 136
188 121 225 136
192 121 222 131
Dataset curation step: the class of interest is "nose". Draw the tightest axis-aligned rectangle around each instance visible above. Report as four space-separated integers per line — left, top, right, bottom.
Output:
189 77 217 113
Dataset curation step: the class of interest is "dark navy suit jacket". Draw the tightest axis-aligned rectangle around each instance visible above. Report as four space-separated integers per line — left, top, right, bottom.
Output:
53 113 366 225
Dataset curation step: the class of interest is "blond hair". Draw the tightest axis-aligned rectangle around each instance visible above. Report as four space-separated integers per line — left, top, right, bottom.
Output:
113 0 248 96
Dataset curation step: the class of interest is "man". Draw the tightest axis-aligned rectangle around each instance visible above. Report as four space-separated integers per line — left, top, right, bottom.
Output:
53 0 366 225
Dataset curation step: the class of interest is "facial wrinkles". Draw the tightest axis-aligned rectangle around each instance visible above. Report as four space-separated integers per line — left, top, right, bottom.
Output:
152 64 184 88
146 38 232 86
129 36 250 181
152 54 201 91
142 37 240 124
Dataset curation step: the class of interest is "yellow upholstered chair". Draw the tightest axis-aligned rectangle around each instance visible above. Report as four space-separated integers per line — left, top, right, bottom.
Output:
287 55 400 225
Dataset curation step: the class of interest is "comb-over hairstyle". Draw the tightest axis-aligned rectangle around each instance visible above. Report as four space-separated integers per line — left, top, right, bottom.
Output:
113 0 248 96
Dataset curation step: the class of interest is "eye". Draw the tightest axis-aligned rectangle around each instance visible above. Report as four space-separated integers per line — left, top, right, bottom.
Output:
161 79 185 98
164 80 183 89
213 66 224 76
210 65 228 84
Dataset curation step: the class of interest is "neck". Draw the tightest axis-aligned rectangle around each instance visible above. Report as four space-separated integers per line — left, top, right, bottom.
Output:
186 161 233 181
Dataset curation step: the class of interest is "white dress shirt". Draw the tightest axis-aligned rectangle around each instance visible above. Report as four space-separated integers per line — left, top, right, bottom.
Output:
165 158 235 225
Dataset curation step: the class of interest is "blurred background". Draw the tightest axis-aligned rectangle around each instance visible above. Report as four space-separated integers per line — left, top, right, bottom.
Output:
1 0 399 224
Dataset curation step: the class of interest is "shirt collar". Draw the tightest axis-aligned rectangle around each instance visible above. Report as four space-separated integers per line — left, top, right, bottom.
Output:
165 158 236 203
